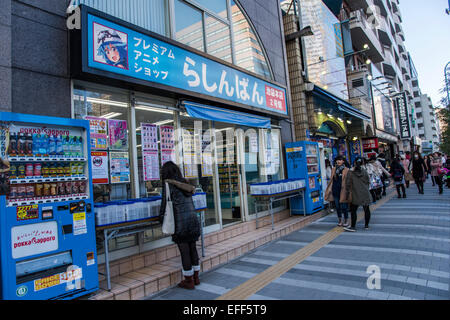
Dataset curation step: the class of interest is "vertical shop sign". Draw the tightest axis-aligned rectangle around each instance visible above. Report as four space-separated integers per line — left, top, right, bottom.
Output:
395 92 411 139
85 116 108 150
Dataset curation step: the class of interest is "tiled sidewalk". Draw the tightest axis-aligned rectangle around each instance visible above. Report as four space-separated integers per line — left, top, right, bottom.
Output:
88 208 330 300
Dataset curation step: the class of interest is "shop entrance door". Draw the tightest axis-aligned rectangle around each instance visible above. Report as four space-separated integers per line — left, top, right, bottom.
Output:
216 126 244 226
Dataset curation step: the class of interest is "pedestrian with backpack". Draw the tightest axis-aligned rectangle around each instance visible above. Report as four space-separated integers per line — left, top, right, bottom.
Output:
390 157 406 198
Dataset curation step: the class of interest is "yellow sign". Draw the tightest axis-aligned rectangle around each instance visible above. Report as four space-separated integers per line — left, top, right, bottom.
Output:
34 274 60 292
16 205 39 221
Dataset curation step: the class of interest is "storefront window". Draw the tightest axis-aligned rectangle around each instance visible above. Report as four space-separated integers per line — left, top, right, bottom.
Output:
73 85 137 253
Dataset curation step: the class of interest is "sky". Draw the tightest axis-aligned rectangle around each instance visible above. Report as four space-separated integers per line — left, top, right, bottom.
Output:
400 0 450 107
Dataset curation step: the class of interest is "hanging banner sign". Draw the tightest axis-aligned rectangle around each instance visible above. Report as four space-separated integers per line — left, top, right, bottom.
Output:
394 92 411 139
84 11 288 116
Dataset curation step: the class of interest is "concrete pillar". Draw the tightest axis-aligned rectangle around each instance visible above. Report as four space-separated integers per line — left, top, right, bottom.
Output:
283 13 309 141
0 0 12 112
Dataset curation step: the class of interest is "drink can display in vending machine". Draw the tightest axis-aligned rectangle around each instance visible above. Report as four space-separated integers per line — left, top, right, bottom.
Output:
57 182 65 196
72 181 79 194
26 185 34 198
65 181 72 195
17 184 26 199
9 186 17 199
33 163 42 177
35 183 43 197
25 163 34 177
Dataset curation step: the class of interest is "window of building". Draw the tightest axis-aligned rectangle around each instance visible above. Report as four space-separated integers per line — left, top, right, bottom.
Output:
73 0 169 36
174 0 205 52
74 0 273 79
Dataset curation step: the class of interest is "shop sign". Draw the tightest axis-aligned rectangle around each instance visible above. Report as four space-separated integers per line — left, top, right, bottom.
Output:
11 221 58 259
394 92 411 139
84 12 287 116
362 138 378 150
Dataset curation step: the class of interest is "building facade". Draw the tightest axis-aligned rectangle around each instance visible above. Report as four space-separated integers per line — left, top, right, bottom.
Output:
1 0 293 266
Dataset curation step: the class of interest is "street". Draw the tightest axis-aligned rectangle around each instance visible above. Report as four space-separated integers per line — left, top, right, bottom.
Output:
151 180 450 300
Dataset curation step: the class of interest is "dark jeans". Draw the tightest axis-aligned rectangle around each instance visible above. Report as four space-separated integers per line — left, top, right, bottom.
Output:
414 178 424 193
431 175 436 186
433 176 443 193
334 197 348 220
370 189 377 203
396 184 406 197
350 204 371 228
405 179 410 188
177 241 199 273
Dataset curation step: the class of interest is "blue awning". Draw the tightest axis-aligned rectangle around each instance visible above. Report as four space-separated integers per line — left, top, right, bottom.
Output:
311 85 371 121
182 101 271 129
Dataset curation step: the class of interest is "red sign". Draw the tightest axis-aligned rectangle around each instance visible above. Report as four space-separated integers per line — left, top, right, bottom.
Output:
265 85 286 113
362 138 378 150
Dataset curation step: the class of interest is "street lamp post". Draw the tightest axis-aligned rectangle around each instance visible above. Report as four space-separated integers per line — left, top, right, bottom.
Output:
445 61 450 109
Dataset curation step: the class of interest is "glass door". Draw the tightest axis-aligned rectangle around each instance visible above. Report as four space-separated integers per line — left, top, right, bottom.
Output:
215 124 243 226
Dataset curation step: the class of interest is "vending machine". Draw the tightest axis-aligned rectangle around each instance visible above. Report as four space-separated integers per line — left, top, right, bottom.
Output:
285 141 324 215
0 112 98 300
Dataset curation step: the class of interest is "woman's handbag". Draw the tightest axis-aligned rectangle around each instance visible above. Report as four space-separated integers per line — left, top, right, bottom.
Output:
161 182 175 235
404 172 414 182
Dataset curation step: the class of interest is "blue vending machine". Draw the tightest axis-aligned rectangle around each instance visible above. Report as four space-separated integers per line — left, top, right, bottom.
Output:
285 141 324 215
0 112 98 300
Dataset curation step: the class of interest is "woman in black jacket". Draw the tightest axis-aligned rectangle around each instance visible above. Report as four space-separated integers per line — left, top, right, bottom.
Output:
410 152 427 194
159 161 201 289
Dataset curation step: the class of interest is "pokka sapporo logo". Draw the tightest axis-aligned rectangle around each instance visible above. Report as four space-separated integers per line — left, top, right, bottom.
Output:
93 23 129 70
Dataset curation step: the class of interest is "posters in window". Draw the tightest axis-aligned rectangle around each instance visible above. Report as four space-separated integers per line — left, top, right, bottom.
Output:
91 151 109 184
143 151 160 181
182 129 198 178
85 116 108 150
110 151 130 183
159 125 175 151
141 123 158 152
108 119 128 150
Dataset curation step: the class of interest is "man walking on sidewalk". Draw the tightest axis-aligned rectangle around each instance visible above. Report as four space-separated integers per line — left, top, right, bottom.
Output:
344 157 372 232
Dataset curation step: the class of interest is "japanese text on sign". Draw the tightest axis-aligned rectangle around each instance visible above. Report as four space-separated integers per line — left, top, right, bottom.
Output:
87 13 288 115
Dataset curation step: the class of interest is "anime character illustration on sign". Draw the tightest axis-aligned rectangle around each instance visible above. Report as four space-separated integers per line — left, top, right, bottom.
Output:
94 23 129 70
